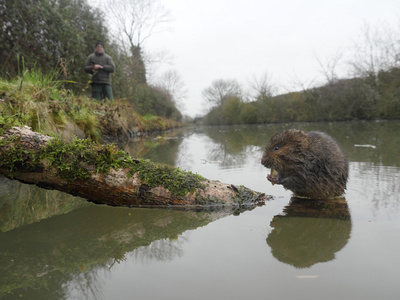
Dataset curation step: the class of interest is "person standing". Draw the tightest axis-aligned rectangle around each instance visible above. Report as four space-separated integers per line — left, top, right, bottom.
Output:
83 40 115 100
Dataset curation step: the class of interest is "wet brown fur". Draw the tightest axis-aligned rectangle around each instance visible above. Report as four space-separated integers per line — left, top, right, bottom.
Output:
261 129 349 199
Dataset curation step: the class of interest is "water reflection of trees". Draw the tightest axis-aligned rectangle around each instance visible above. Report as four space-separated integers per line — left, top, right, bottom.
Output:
0 176 89 232
266 197 352 268
351 163 400 214
0 205 231 299
129 236 188 263
199 125 271 169
205 140 248 169
63 237 189 299
62 267 106 300
202 125 274 151
120 128 185 165
200 121 400 167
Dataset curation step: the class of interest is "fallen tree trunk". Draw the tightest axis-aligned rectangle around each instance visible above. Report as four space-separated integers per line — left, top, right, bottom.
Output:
0 126 270 208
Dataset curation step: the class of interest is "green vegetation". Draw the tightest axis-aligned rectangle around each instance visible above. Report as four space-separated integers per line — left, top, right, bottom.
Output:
0 62 181 142
41 137 133 181
232 185 264 205
194 184 266 209
194 193 226 206
203 69 400 125
42 136 206 198
127 160 206 197
0 133 205 197
0 135 39 173
0 0 182 122
202 23 400 126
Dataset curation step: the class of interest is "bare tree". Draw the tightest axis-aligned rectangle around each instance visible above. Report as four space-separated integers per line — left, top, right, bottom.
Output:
349 22 400 77
104 0 171 52
152 69 187 109
103 0 172 83
315 50 344 84
202 79 242 108
248 72 276 100
145 49 175 83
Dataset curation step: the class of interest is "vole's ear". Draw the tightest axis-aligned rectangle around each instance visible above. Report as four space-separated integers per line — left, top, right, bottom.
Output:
292 129 309 148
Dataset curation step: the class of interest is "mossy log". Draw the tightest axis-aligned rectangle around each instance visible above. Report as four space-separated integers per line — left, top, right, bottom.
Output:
0 126 269 208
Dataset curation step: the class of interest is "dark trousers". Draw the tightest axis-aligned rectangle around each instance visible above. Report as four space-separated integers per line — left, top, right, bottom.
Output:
91 84 113 101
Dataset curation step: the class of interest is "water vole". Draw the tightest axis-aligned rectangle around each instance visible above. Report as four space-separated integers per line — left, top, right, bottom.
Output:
261 129 349 199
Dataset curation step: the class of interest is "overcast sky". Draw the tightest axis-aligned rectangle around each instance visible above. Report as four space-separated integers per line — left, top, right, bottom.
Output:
142 0 399 117
88 0 397 117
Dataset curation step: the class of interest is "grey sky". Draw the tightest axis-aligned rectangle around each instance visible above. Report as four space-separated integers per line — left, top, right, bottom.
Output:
89 0 399 116
145 0 399 116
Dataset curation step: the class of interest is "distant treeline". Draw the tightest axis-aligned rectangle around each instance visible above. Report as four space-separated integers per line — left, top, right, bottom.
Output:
203 67 400 125
0 0 181 121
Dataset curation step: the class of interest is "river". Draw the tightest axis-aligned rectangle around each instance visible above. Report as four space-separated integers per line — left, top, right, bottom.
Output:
1 121 399 300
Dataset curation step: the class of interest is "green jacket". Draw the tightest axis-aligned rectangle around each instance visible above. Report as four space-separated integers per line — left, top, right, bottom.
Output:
83 51 115 85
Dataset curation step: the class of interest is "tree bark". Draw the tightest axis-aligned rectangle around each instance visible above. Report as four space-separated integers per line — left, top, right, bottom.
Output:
0 126 269 208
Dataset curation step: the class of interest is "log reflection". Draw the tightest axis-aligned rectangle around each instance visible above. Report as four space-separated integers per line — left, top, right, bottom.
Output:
0 205 232 298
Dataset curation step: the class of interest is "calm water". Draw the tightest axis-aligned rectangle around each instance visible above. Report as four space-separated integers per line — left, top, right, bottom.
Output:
1 121 400 300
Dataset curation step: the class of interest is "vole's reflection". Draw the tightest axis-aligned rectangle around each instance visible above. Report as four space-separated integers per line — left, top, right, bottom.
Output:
266 197 351 268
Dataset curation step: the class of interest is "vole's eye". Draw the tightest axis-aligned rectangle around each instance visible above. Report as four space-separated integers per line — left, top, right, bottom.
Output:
274 146 280 151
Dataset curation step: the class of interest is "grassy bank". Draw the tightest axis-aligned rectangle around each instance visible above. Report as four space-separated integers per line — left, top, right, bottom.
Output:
0 68 181 142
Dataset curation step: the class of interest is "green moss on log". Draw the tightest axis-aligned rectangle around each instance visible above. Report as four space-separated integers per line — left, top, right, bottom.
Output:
41 137 132 181
127 160 206 197
1 134 206 197
0 135 39 173
233 185 265 205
